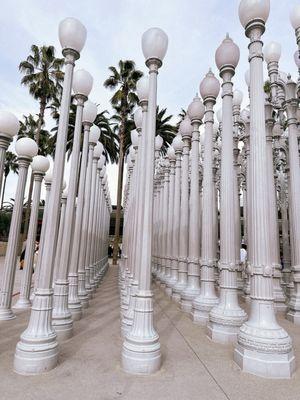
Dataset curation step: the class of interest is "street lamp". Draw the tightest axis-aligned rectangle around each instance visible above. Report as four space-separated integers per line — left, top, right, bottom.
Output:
192 69 220 325
15 155 50 309
14 16 87 375
52 68 92 339
0 137 38 320
181 95 205 312
69 100 97 315
122 27 168 375
0 111 19 194
234 0 295 379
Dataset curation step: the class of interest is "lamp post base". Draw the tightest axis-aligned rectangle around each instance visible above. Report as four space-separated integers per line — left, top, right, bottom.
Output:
192 295 219 326
286 309 300 325
0 307 16 320
121 290 161 375
13 297 32 310
234 342 296 379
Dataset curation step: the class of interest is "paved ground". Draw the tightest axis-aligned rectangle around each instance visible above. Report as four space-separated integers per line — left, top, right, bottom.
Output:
0 262 299 400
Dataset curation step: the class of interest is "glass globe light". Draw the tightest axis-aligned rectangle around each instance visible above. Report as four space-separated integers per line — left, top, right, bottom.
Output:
44 170 53 184
200 69 220 100
130 129 139 147
215 34 240 70
89 125 100 144
216 109 222 123
82 100 97 124
134 107 143 130
167 145 176 161
290 4 300 30
136 77 149 102
233 89 243 106
142 27 168 62
15 137 38 158
155 135 163 151
58 17 87 53
94 142 103 158
245 69 250 87
239 0 270 28
31 155 50 174
180 116 193 139
264 41 281 63
0 110 19 138
187 94 205 120
72 69 93 97
294 51 300 68
172 134 183 152
98 154 106 169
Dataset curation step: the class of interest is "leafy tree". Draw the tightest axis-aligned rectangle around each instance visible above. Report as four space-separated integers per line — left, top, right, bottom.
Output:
104 60 143 264
1 151 18 209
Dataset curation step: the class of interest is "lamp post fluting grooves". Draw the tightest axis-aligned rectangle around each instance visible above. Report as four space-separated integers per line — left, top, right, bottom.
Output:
122 27 168 375
193 70 220 325
14 17 86 375
0 138 38 320
234 0 295 378
14 156 50 309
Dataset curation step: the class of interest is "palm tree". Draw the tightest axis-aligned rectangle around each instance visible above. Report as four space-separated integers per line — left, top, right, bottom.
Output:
1 151 18 209
19 114 54 156
156 107 177 154
104 60 143 264
19 44 64 237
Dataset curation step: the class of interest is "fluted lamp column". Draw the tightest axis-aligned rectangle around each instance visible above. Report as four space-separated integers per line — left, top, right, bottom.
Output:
15 156 50 309
234 0 295 378
208 34 247 344
52 69 93 339
122 27 168 375
14 17 87 375
193 69 220 325
69 100 97 313
0 138 38 320
181 96 204 312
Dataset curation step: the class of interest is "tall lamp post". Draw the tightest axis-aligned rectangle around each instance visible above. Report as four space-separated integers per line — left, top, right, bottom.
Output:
14 17 87 375
193 69 220 324
0 137 38 320
15 155 50 309
234 0 295 378
52 69 93 339
69 100 97 314
122 27 168 375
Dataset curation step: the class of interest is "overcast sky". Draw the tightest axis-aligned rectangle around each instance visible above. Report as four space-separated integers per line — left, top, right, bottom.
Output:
0 0 298 205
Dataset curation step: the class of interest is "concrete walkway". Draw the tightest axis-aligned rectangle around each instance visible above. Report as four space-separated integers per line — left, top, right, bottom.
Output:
0 264 299 400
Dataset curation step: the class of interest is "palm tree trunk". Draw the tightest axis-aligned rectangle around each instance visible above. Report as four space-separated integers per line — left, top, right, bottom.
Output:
1 174 7 209
22 99 46 239
112 118 125 265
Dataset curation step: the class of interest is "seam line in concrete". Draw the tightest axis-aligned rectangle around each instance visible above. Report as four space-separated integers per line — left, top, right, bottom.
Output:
154 296 231 400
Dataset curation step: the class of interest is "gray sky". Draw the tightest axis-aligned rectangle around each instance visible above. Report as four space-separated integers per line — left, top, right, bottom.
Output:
0 0 298 205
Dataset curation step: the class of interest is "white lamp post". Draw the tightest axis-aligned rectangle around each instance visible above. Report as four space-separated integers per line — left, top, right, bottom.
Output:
192 69 220 324
52 69 93 339
169 134 183 295
0 111 19 194
122 27 168 375
290 4 300 52
68 100 97 315
234 0 295 378
0 137 38 320
14 156 50 309
53 185 67 282
14 17 87 375
78 124 100 305
208 34 247 343
173 117 192 302
181 96 205 312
